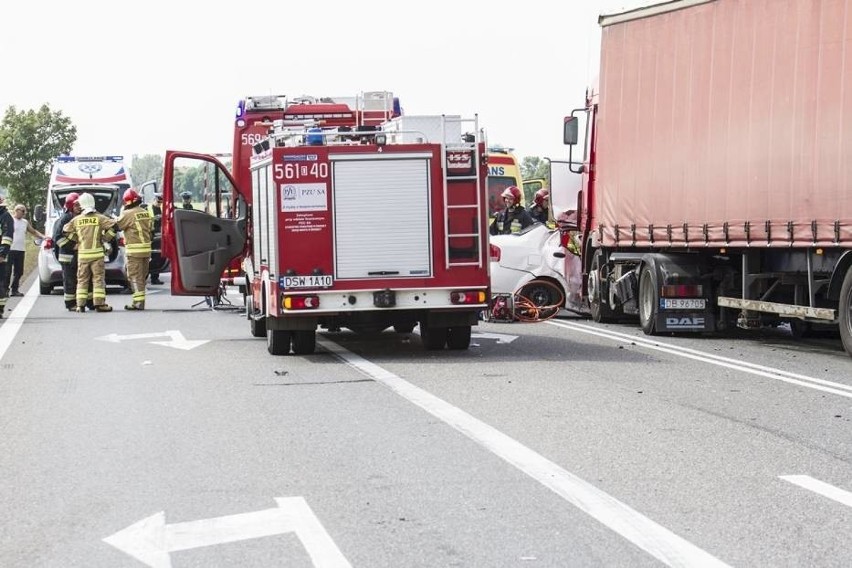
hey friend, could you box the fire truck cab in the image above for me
[160,92,491,356]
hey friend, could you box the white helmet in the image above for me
[78,193,96,214]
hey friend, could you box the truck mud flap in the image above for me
[655,312,715,332]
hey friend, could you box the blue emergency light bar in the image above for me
[56,155,124,162]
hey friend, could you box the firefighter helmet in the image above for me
[501,185,522,204]
[123,188,141,205]
[78,192,96,214]
[180,191,192,200]
[63,192,81,211]
[534,188,550,206]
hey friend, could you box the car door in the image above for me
[161,151,248,295]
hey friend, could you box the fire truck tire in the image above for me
[638,263,659,335]
[267,330,292,355]
[589,250,618,323]
[446,326,472,350]
[421,325,448,350]
[839,268,852,356]
[292,330,317,355]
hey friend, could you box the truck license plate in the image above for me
[281,275,333,289]
[661,298,706,310]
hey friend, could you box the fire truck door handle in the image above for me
[368,270,400,276]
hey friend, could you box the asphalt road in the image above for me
[1,276,851,567]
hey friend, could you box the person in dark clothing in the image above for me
[527,188,550,224]
[180,191,194,210]
[148,193,164,285]
[53,192,82,310]
[0,197,15,318]
[489,185,534,235]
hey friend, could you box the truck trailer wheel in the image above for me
[446,326,472,350]
[267,330,292,355]
[292,330,316,355]
[839,268,852,356]
[589,250,618,323]
[638,263,659,335]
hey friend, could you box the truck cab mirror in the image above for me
[564,116,579,145]
[33,204,45,225]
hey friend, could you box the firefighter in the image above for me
[63,192,117,312]
[0,197,14,318]
[528,188,550,224]
[116,188,153,310]
[489,185,533,235]
[53,192,82,310]
[180,191,194,210]
[148,193,164,285]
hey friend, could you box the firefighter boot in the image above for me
[95,304,113,313]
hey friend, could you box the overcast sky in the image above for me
[1,0,650,166]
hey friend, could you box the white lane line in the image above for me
[547,320,852,399]
[318,337,731,568]
[780,475,852,508]
[0,280,39,361]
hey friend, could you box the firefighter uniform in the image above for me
[0,200,14,318]
[116,199,153,310]
[63,193,117,312]
[54,207,80,310]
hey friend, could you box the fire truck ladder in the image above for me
[442,114,483,269]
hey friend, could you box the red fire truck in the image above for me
[160,92,490,355]
[559,0,852,356]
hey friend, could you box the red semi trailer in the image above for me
[561,0,852,355]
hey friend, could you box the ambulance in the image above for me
[484,148,523,216]
[34,155,130,294]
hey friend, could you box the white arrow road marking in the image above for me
[780,475,852,508]
[103,497,350,568]
[96,330,209,350]
[471,331,518,344]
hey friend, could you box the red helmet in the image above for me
[534,188,550,206]
[123,188,141,205]
[501,185,522,204]
[63,192,80,211]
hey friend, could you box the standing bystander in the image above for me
[6,204,45,296]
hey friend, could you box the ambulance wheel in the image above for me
[638,262,659,335]
[40,280,52,295]
[589,250,618,323]
[292,330,316,355]
[267,330,292,355]
[839,268,852,356]
[421,325,447,350]
[446,326,472,350]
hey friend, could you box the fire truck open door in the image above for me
[161,151,247,296]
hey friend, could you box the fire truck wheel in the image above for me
[446,326,472,350]
[267,330,292,355]
[421,325,448,350]
[638,263,659,335]
[292,330,317,355]
[839,268,852,355]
